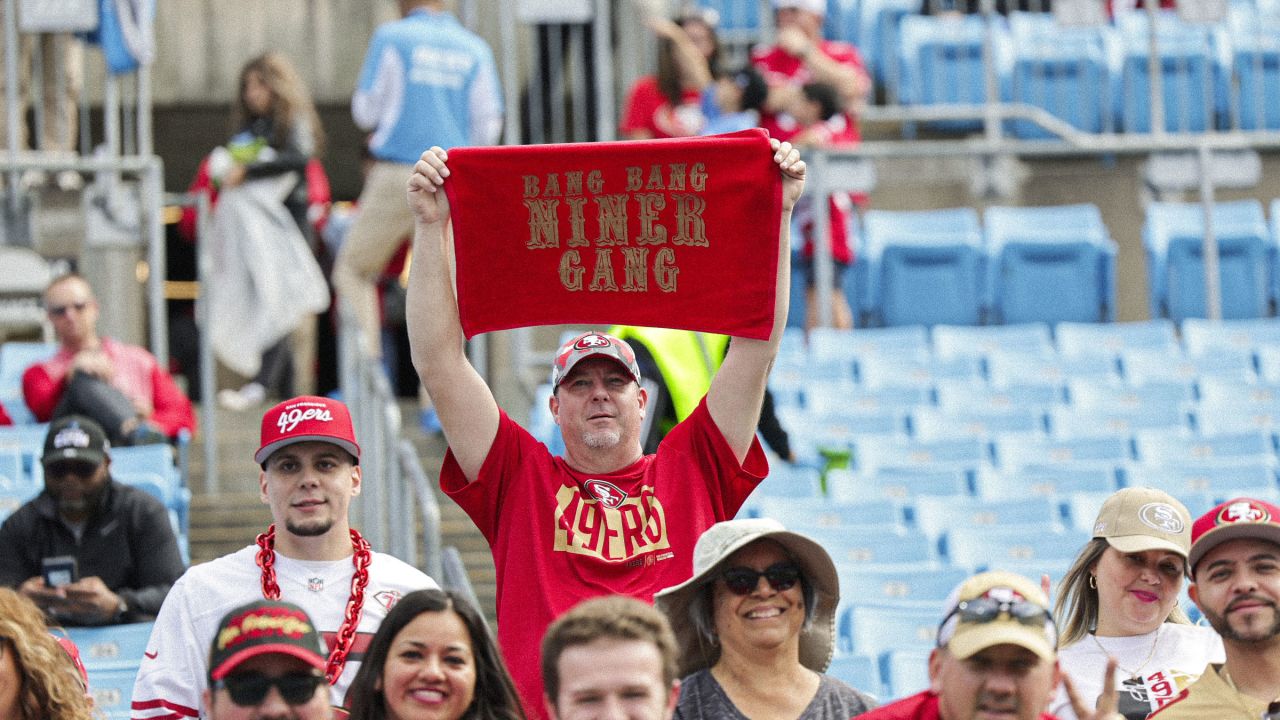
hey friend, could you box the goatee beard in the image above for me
[286,518,335,538]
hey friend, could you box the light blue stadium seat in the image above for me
[1122,347,1256,386]
[825,0,863,47]
[859,0,923,86]
[986,350,1120,385]
[744,496,907,531]
[806,382,933,414]
[984,205,1117,323]
[1181,317,1280,355]
[829,466,972,503]
[943,526,1090,572]
[1063,490,1118,531]
[883,649,934,700]
[1066,378,1195,411]
[1049,403,1190,438]
[977,462,1119,499]
[784,410,910,466]
[826,653,884,699]
[1259,346,1280,385]
[1225,5,1280,130]
[914,494,1063,540]
[85,667,138,719]
[803,526,940,567]
[994,434,1132,469]
[65,622,154,671]
[851,436,990,474]
[1133,427,1275,464]
[1197,377,1280,406]
[857,353,984,388]
[1126,458,1277,498]
[810,325,931,361]
[1115,10,1221,133]
[911,406,1046,441]
[1006,12,1118,138]
[896,14,1013,133]
[0,341,55,425]
[696,0,762,33]
[1055,320,1179,356]
[1144,200,1273,320]
[751,463,824,499]
[840,602,941,658]
[773,357,855,402]
[932,323,1055,358]
[838,566,970,604]
[984,556,1074,591]
[1194,398,1280,435]
[934,379,1065,412]
[0,485,38,521]
[861,208,986,326]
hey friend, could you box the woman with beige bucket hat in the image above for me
[1050,487,1224,720]
[654,518,877,719]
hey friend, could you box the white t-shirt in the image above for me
[130,545,437,718]
[1051,623,1225,720]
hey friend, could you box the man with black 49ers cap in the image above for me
[132,396,437,720]
[1150,496,1280,719]
[405,140,807,716]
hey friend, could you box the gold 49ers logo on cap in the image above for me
[1218,500,1270,526]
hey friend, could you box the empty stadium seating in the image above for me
[860,208,986,326]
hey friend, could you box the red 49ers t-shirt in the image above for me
[440,398,765,719]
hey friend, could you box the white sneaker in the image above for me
[217,382,266,411]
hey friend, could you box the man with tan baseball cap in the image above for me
[858,570,1124,720]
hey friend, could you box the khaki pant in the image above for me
[0,27,83,153]
[331,160,416,359]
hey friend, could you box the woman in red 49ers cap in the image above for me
[131,395,438,719]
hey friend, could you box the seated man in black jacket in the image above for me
[0,415,184,625]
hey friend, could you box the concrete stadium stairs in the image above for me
[186,401,498,621]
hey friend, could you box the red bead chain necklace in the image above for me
[255,525,371,685]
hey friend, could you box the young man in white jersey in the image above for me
[131,396,436,719]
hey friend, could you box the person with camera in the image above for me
[0,415,184,625]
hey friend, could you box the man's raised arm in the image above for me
[706,139,805,462]
[406,146,500,482]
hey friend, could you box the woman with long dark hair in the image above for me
[346,588,525,720]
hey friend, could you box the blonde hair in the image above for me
[233,51,326,156]
[1054,538,1190,646]
[0,589,96,720]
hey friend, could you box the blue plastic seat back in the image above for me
[1049,403,1190,438]
[750,463,824,500]
[826,653,884,698]
[857,353,983,388]
[1126,458,1277,498]
[986,350,1120,386]
[1195,398,1280,435]
[932,323,1055,358]
[911,406,1046,441]
[841,602,941,657]
[985,205,1117,323]
[1181,318,1280,355]
[805,526,939,567]
[65,622,154,671]
[994,434,1132,469]
[979,462,1119,500]
[1115,10,1219,133]
[829,466,972,503]
[851,437,989,474]
[0,341,56,425]
[839,565,970,604]
[914,494,1063,539]
[1133,428,1275,464]
[1227,5,1280,130]
[746,496,907,532]
[810,325,930,361]
[862,209,985,327]
[1122,348,1255,385]
[935,379,1065,412]
[884,649,934,700]
[1055,320,1179,356]
[1144,200,1271,320]
[943,526,1091,571]
[1007,14,1115,137]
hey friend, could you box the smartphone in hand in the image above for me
[42,556,78,588]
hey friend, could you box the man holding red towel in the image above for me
[405,137,805,717]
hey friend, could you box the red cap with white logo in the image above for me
[256,395,360,465]
[1188,497,1280,573]
[551,331,642,390]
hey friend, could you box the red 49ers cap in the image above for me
[256,395,360,465]
[1188,497,1280,574]
[551,331,642,390]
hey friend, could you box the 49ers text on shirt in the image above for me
[522,163,709,294]
[553,481,674,565]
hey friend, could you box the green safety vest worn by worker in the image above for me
[608,326,730,423]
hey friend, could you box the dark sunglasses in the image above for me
[720,563,802,595]
[214,672,325,706]
[937,596,1056,649]
[47,301,90,317]
[45,461,98,478]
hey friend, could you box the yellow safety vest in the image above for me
[609,326,730,422]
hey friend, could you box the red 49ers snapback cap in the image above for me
[551,331,642,390]
[1188,497,1280,573]
[256,395,360,465]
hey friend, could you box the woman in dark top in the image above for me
[655,518,877,719]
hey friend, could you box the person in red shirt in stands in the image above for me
[23,273,194,445]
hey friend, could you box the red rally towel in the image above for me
[442,129,783,340]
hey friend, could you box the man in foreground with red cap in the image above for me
[405,140,805,716]
[132,396,436,719]
[1150,497,1280,719]
[204,600,333,720]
